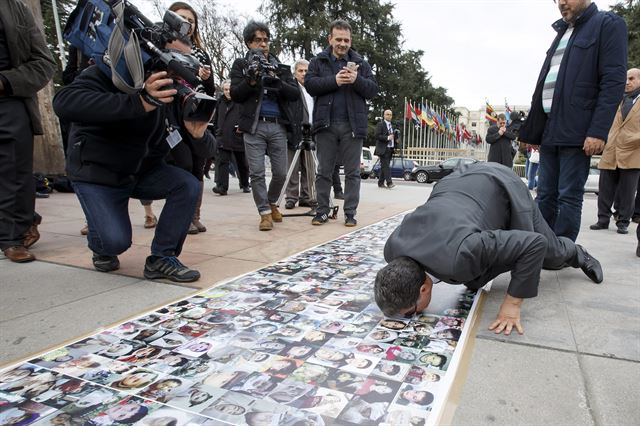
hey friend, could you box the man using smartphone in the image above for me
[305,19,379,227]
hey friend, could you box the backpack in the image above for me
[63,0,148,93]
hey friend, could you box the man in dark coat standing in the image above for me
[519,0,627,242]
[305,19,378,227]
[375,162,603,335]
[213,79,250,196]
[0,0,56,262]
[374,109,398,189]
[486,113,516,168]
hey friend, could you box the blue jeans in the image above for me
[72,162,200,257]
[243,121,288,215]
[527,162,539,190]
[537,146,590,241]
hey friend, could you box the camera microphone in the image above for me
[166,59,199,87]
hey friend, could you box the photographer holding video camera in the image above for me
[230,21,299,231]
[53,2,215,282]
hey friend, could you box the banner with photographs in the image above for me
[0,215,479,426]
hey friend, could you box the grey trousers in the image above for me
[286,148,315,204]
[463,199,578,298]
[315,122,362,216]
[244,121,288,215]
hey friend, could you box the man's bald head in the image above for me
[625,68,640,94]
[383,110,392,121]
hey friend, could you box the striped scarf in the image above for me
[542,26,574,114]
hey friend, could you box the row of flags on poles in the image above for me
[404,99,483,145]
[486,99,513,123]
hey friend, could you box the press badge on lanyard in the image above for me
[166,119,182,148]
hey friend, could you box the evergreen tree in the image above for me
[610,0,639,68]
[260,0,454,137]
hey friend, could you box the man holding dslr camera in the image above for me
[230,21,299,231]
[53,29,212,282]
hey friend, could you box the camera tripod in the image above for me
[276,135,339,219]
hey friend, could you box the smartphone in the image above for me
[346,61,358,71]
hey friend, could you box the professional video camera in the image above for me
[507,110,526,137]
[64,0,216,121]
[244,48,291,90]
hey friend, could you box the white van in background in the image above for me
[361,147,375,179]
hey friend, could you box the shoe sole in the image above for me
[8,256,36,263]
[345,223,357,227]
[144,270,200,283]
[312,221,326,226]
[94,264,120,273]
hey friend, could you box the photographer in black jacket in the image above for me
[230,21,299,231]
[53,39,212,283]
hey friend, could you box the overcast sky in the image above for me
[142,0,622,109]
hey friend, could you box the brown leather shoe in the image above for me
[144,214,158,229]
[3,246,36,263]
[259,213,273,231]
[23,215,42,249]
[270,204,283,223]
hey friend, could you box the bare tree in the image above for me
[192,0,247,87]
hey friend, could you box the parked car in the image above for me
[584,167,600,194]
[410,157,479,183]
[371,157,420,180]
[360,147,375,179]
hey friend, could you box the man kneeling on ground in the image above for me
[53,39,213,283]
[374,162,603,335]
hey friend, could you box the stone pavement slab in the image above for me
[0,261,194,365]
[580,354,640,426]
[452,339,594,426]
[475,272,577,352]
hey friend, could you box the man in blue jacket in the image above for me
[305,20,378,227]
[519,0,627,242]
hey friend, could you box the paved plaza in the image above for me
[1,177,639,425]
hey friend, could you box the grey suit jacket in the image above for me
[0,0,56,135]
[384,162,547,298]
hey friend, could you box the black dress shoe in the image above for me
[334,192,344,200]
[616,223,628,234]
[589,222,608,230]
[242,186,251,193]
[575,245,603,284]
[298,200,315,208]
[285,200,295,210]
